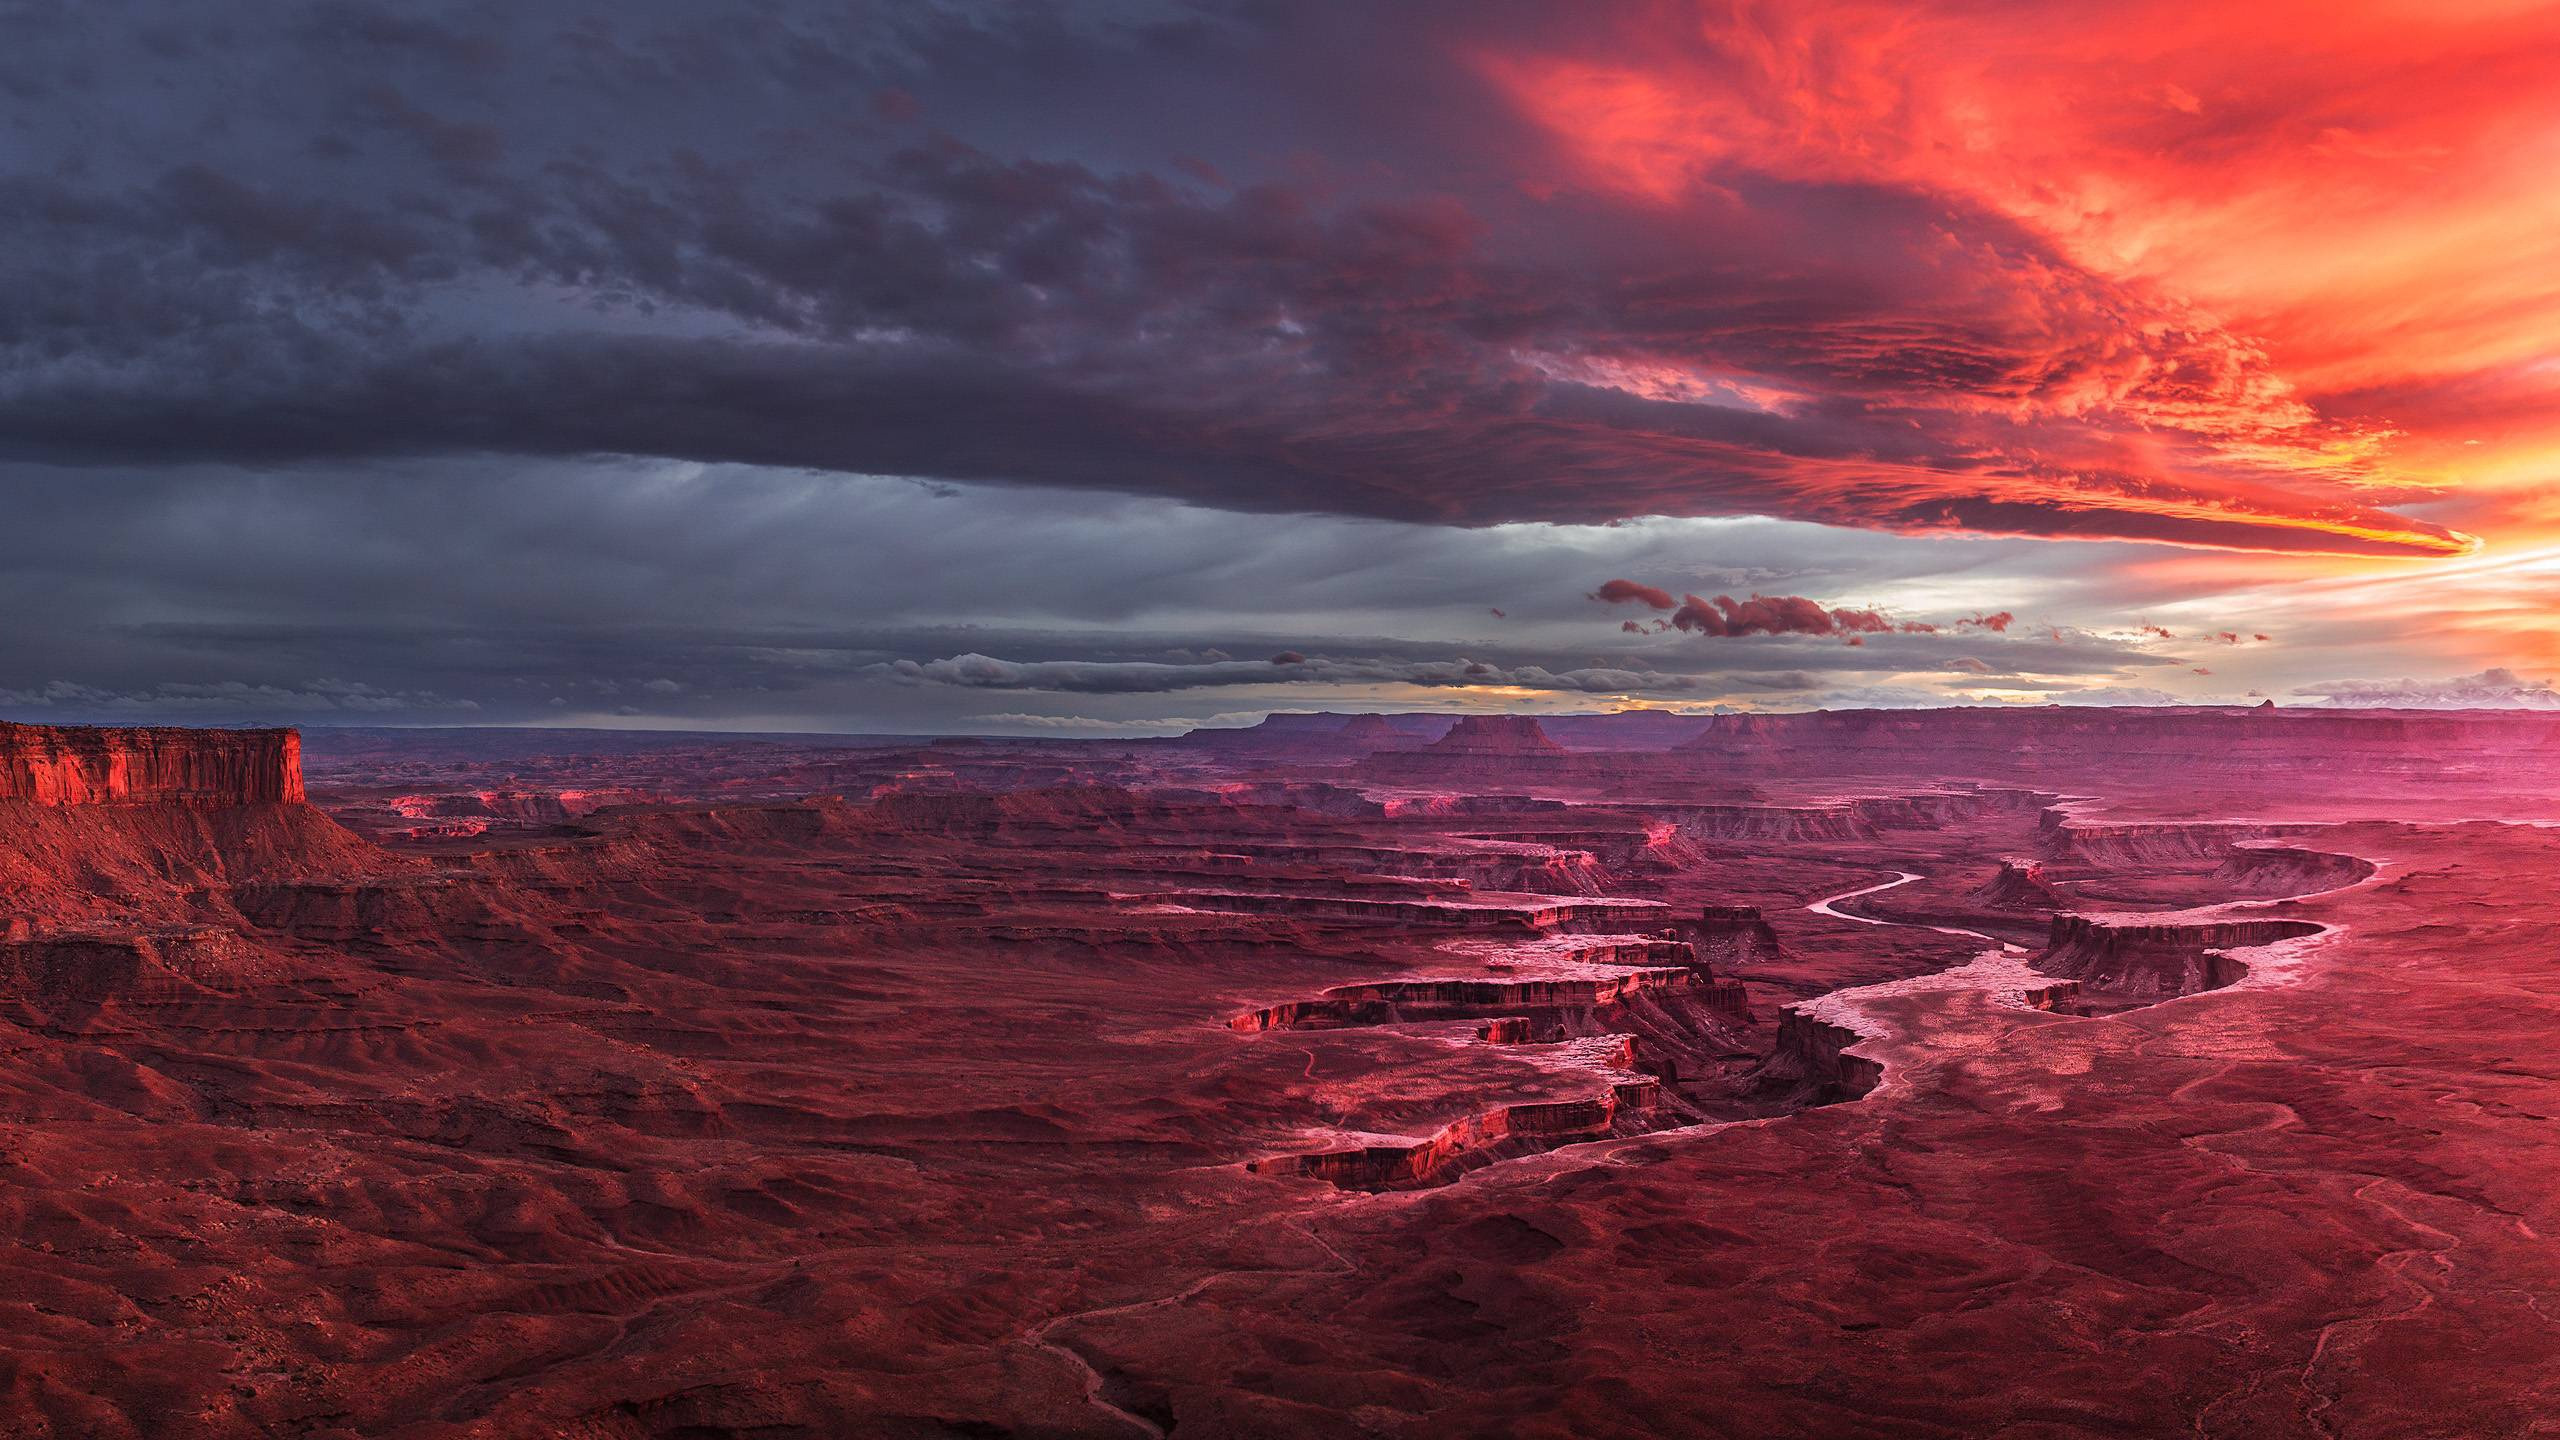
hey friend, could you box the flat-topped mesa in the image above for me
[1426,715,1567,755]
[2033,913,2326,998]
[1183,710,1732,753]
[1335,713,1423,748]
[2044,819,2293,866]
[0,723,304,806]
[2211,844,2376,897]
[0,732,382,931]
[1178,710,1444,753]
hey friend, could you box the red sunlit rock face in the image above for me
[0,720,303,804]
[5,712,2560,1436]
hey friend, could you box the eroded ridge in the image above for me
[1245,1071,1669,1191]
[1229,913,1766,1189]
[1224,783,2183,1193]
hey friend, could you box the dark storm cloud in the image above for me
[0,0,2466,555]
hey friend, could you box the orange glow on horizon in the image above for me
[1478,2,2560,583]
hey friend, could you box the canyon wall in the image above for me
[1764,1008,1883,1102]
[0,722,304,806]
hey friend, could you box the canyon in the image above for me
[0,707,2556,1436]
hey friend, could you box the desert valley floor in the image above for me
[3,707,2559,1438]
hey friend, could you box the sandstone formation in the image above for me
[1761,1007,1883,1102]
[1422,714,1567,755]
[2033,913,2326,998]
[1248,1078,1664,1190]
[0,720,303,805]
[1333,713,1415,747]
[1972,857,2064,909]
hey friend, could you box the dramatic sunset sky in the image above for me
[6,1,2559,731]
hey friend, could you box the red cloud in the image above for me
[1592,579,1678,610]
[1673,593,1833,637]
[1673,593,1907,640]
[1599,578,2020,644]
[1460,8,2524,559]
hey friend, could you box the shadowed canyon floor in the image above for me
[2,710,2558,1437]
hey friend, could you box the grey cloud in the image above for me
[2293,669,2560,709]
[0,462,2164,729]
[0,678,480,716]
[893,652,1913,699]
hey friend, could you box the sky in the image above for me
[6,0,2560,733]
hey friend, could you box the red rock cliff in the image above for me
[0,723,305,806]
